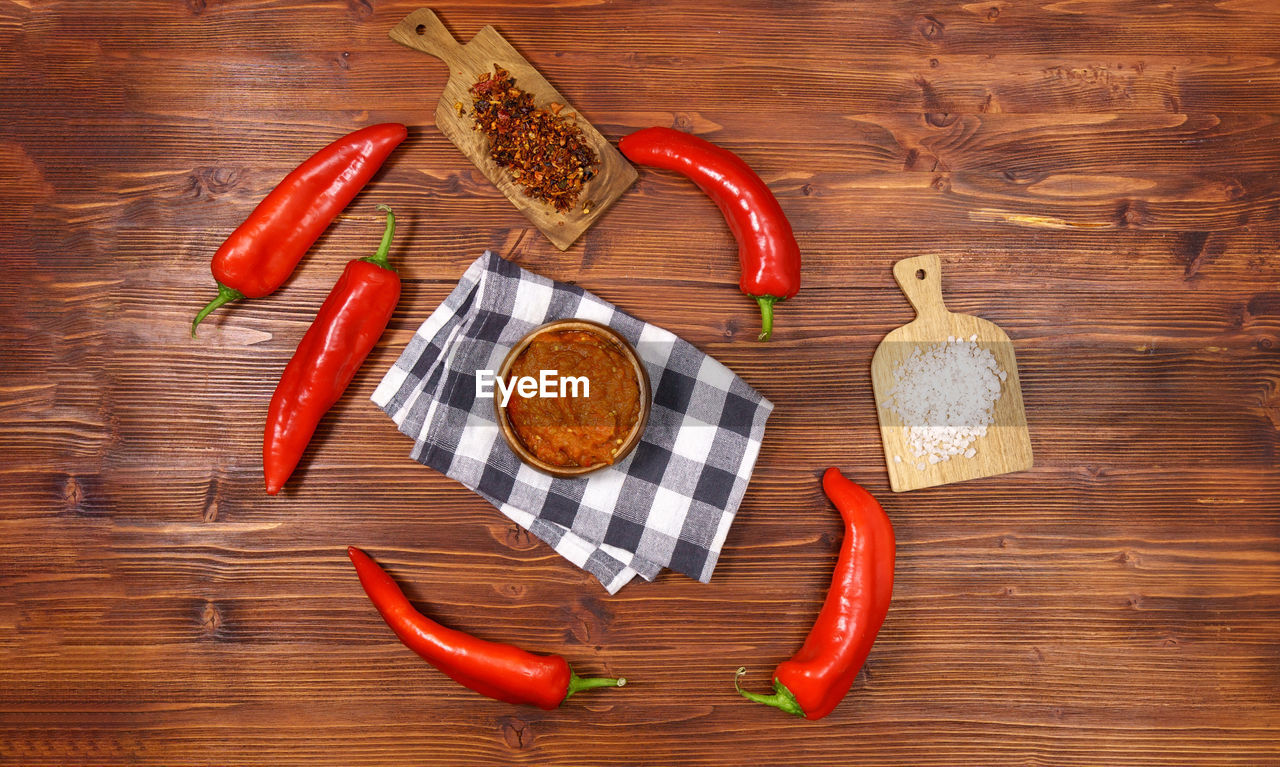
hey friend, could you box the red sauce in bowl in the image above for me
[505,329,642,469]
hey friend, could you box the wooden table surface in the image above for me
[2,1,1278,764]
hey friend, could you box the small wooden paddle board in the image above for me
[389,8,636,251]
[871,254,1032,492]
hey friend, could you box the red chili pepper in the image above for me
[347,546,626,709]
[618,126,802,341]
[735,468,894,720]
[192,123,407,336]
[263,206,402,495]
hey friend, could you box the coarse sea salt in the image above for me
[882,336,1006,468]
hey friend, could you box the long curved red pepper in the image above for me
[192,123,407,336]
[263,206,402,495]
[347,546,625,708]
[618,126,801,341]
[736,468,894,720]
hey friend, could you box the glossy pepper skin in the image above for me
[618,126,801,341]
[736,468,895,720]
[262,206,402,495]
[347,546,625,709]
[192,123,407,336]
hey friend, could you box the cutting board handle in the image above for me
[893,254,948,319]
[388,8,463,66]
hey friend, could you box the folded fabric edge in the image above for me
[370,252,496,414]
[603,568,637,594]
[694,400,773,583]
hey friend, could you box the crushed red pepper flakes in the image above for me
[468,65,599,213]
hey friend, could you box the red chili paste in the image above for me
[506,329,641,468]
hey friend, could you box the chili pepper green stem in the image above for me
[734,667,804,717]
[564,669,626,701]
[192,283,245,337]
[360,205,397,271]
[755,296,778,342]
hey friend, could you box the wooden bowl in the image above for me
[495,319,651,478]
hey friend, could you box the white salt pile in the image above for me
[883,334,1007,470]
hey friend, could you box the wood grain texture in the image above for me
[388,7,637,250]
[1,0,1278,765]
[873,254,1033,491]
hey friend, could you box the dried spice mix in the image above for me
[468,66,599,212]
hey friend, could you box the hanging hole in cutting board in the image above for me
[416,24,426,34]
[916,269,926,280]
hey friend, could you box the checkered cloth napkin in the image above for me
[371,251,773,593]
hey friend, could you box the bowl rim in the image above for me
[494,319,652,479]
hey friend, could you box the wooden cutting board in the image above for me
[389,8,637,251]
[871,254,1033,492]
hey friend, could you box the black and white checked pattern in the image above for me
[371,252,773,593]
